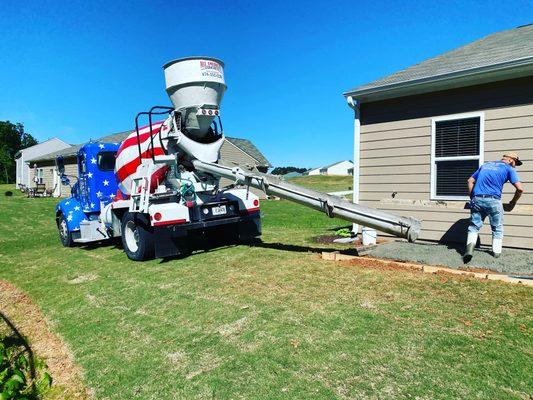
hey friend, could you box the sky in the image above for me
[1,0,532,168]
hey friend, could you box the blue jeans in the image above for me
[468,197,504,239]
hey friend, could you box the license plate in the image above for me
[211,205,227,216]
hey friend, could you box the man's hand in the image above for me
[503,202,516,212]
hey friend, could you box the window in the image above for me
[431,113,484,200]
[97,151,116,171]
[36,168,44,184]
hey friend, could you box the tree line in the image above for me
[0,121,38,184]
[270,166,308,175]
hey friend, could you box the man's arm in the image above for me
[467,177,476,198]
[510,181,524,205]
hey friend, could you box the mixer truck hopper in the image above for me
[54,57,421,261]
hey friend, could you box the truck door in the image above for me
[77,152,91,211]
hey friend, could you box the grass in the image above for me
[288,175,352,193]
[0,183,532,399]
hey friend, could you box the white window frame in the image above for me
[36,168,44,185]
[430,111,484,201]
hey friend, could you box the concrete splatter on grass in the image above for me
[68,274,98,284]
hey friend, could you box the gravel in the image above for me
[369,240,533,276]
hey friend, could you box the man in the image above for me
[464,152,524,262]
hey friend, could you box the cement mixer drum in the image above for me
[164,57,226,111]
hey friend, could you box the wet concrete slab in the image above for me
[369,241,533,276]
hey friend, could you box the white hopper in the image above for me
[163,57,226,140]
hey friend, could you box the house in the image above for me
[29,130,271,198]
[14,138,70,191]
[344,24,533,249]
[308,160,354,176]
[320,160,354,176]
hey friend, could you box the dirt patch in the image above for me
[0,280,92,399]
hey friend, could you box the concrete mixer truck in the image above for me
[55,57,421,261]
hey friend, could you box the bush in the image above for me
[0,335,52,399]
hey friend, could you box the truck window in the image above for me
[79,153,86,174]
[98,151,116,171]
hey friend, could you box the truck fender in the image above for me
[55,198,87,232]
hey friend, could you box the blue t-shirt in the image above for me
[471,161,520,198]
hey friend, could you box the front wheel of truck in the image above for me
[57,213,74,247]
[121,212,155,261]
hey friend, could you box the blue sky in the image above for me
[1,0,531,168]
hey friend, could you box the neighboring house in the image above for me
[308,160,354,176]
[344,24,533,249]
[14,138,70,191]
[319,160,354,176]
[30,130,271,198]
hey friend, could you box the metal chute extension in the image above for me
[192,160,422,242]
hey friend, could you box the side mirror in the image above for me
[61,175,70,186]
[55,156,65,175]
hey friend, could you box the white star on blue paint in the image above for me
[96,191,103,198]
[99,143,105,149]
[74,206,80,211]
[87,172,93,178]
[90,203,95,208]
[91,157,97,164]
[65,201,70,205]
[103,179,109,186]
[67,215,73,221]
[109,193,116,199]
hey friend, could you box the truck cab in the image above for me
[55,142,120,246]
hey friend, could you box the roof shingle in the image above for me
[345,24,533,97]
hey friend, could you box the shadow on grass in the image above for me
[0,311,37,397]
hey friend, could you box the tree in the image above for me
[271,166,308,175]
[0,121,38,184]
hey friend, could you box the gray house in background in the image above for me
[30,131,271,198]
[14,138,71,191]
[345,24,533,249]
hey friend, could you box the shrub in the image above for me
[0,335,52,399]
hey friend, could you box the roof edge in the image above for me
[343,56,533,103]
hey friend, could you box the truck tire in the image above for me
[121,212,155,261]
[57,213,74,247]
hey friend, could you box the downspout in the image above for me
[347,96,377,244]
[346,96,361,236]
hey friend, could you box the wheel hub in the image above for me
[125,221,139,253]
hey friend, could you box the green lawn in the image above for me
[288,175,352,193]
[0,184,531,399]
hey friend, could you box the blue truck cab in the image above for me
[55,142,120,246]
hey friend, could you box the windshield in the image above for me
[97,151,116,171]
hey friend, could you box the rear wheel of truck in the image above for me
[121,212,155,261]
[57,213,74,247]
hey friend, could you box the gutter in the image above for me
[343,56,533,102]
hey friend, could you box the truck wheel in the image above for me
[121,212,155,261]
[57,213,74,247]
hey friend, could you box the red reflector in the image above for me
[186,201,194,208]
[154,212,162,221]
[253,199,259,207]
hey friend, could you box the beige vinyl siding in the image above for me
[219,140,266,198]
[33,158,77,197]
[358,76,533,249]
